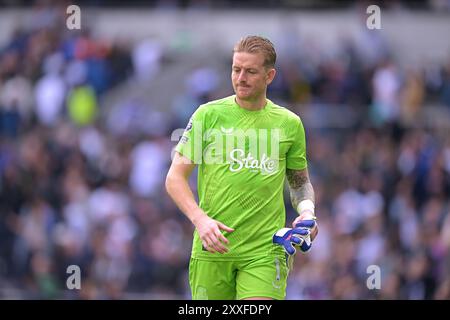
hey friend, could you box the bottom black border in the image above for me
[0,300,447,319]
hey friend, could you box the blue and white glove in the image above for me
[273,219,317,255]
[273,227,309,256]
[294,219,317,253]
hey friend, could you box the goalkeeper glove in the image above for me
[294,219,317,253]
[273,227,310,255]
[273,219,317,255]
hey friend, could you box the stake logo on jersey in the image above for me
[229,149,277,175]
[202,127,280,175]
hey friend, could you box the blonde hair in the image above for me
[233,35,276,69]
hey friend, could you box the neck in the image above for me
[235,95,267,111]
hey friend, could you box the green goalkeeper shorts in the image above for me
[189,255,290,300]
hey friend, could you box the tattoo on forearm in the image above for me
[286,169,315,211]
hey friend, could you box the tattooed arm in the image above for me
[286,168,315,213]
[286,168,318,240]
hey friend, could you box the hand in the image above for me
[192,213,234,254]
[292,211,318,241]
[272,227,311,255]
[293,219,317,253]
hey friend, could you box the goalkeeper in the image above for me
[166,36,318,300]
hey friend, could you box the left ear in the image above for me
[266,68,276,85]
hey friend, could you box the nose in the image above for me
[237,70,246,82]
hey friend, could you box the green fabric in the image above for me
[189,254,290,300]
[176,95,307,260]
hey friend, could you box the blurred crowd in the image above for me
[4,0,450,10]
[1,3,450,299]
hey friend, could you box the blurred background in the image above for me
[0,0,450,299]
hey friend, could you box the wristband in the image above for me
[297,199,315,216]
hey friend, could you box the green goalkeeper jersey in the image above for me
[175,95,308,260]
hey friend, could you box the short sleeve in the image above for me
[286,117,308,170]
[175,106,205,164]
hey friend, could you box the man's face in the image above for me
[231,51,275,102]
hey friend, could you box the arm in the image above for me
[286,168,318,240]
[165,152,234,254]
